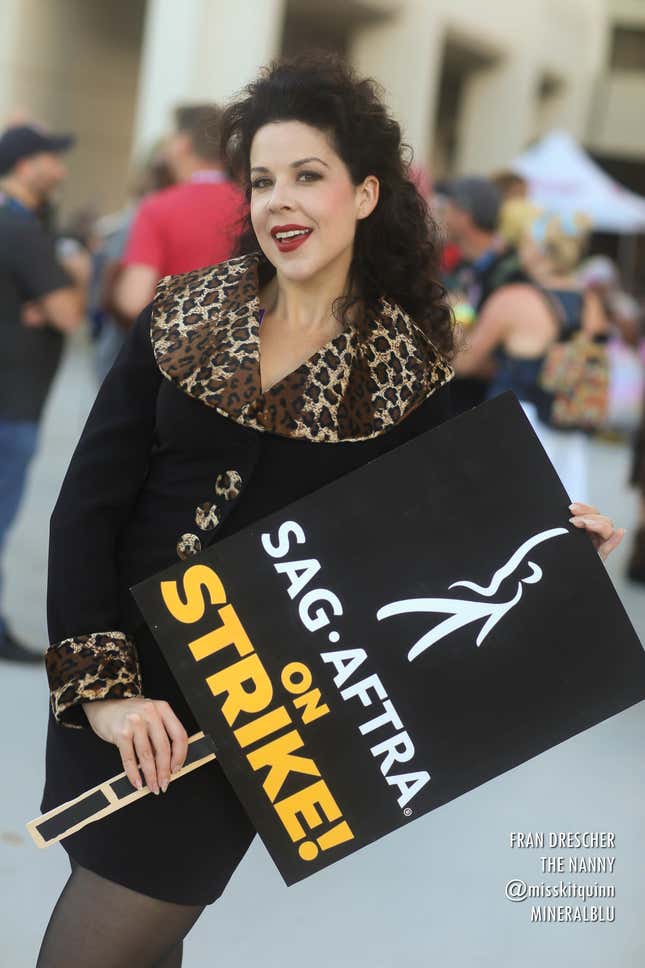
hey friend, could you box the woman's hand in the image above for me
[568,502,625,561]
[82,696,189,794]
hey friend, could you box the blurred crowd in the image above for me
[432,172,643,495]
[1,106,644,664]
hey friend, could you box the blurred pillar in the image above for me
[131,0,286,160]
[0,0,22,123]
[350,0,442,172]
[456,54,539,174]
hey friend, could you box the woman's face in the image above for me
[249,120,378,285]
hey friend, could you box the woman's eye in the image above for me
[251,171,321,191]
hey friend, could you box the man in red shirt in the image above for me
[115,104,245,320]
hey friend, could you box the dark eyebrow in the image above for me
[292,157,329,168]
[250,156,330,174]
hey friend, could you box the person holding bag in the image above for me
[454,208,607,501]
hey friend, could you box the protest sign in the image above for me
[129,392,643,884]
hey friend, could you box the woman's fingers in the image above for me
[568,503,626,561]
[129,712,160,794]
[569,502,598,515]
[88,697,185,795]
[158,701,189,775]
[597,528,626,561]
[109,699,187,795]
[115,722,143,791]
[144,705,173,793]
[569,513,614,542]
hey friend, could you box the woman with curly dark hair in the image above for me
[36,52,622,967]
[222,53,454,359]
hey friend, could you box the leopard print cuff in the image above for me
[45,631,143,729]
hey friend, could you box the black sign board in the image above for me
[132,393,645,886]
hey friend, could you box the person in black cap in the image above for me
[440,176,527,413]
[0,123,87,662]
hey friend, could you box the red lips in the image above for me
[270,224,313,253]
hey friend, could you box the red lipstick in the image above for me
[270,223,313,252]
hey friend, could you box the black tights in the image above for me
[36,857,206,968]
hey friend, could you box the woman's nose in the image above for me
[267,180,294,212]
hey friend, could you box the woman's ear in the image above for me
[356,175,379,220]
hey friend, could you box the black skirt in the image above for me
[40,624,256,906]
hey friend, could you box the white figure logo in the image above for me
[376,528,568,662]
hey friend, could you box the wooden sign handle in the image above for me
[26,731,217,849]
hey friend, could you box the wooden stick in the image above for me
[26,731,216,849]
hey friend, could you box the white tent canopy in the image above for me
[511,130,645,234]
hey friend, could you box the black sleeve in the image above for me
[45,303,162,729]
[10,218,71,300]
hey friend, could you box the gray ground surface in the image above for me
[2,331,644,967]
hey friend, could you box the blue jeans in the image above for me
[0,418,40,636]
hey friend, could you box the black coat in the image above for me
[40,252,454,904]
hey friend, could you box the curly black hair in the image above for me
[219,51,453,358]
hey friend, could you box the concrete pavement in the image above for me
[2,331,644,967]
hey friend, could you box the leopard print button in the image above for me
[177,533,202,559]
[215,470,242,501]
[195,502,220,531]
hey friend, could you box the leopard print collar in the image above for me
[151,251,454,443]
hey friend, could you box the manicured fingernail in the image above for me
[569,502,582,510]
[135,778,142,790]
[161,780,168,793]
